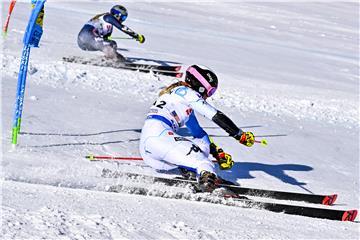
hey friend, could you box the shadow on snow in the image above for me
[17,128,310,191]
[220,162,314,193]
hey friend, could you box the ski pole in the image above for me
[109,36,133,40]
[86,155,143,161]
[86,155,218,163]
[254,138,268,146]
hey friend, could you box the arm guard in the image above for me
[104,14,138,38]
[119,25,138,38]
[212,111,243,140]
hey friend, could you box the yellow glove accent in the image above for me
[137,34,145,44]
[239,132,255,147]
[217,151,234,170]
[209,138,234,170]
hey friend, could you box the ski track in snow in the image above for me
[1,53,358,128]
[2,180,358,240]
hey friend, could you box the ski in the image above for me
[101,169,338,205]
[104,172,357,222]
[229,194,357,222]
[219,182,338,206]
[124,62,181,72]
[62,56,183,78]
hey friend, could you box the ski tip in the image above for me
[175,66,182,71]
[322,194,337,205]
[342,210,357,222]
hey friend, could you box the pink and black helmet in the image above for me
[185,65,218,98]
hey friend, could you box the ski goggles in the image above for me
[114,13,127,22]
[187,66,217,97]
[120,14,127,22]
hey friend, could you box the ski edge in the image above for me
[101,169,338,206]
[105,180,357,222]
[62,56,183,78]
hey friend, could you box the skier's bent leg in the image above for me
[142,155,178,171]
[164,144,215,175]
[142,135,215,175]
[102,40,126,62]
[77,25,100,51]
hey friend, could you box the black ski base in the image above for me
[124,62,181,72]
[102,169,337,205]
[254,201,357,222]
[102,170,358,221]
[218,182,337,206]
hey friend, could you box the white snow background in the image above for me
[1,1,359,239]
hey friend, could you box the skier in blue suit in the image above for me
[77,5,145,62]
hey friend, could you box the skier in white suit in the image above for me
[139,65,255,192]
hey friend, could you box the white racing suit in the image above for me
[139,86,218,176]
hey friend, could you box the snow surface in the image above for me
[1,1,359,239]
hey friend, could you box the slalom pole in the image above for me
[12,45,31,145]
[2,0,17,37]
[11,0,46,146]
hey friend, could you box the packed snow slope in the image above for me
[1,1,359,239]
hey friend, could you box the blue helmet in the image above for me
[110,5,128,22]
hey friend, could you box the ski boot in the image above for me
[179,167,196,181]
[103,46,126,63]
[198,171,217,192]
